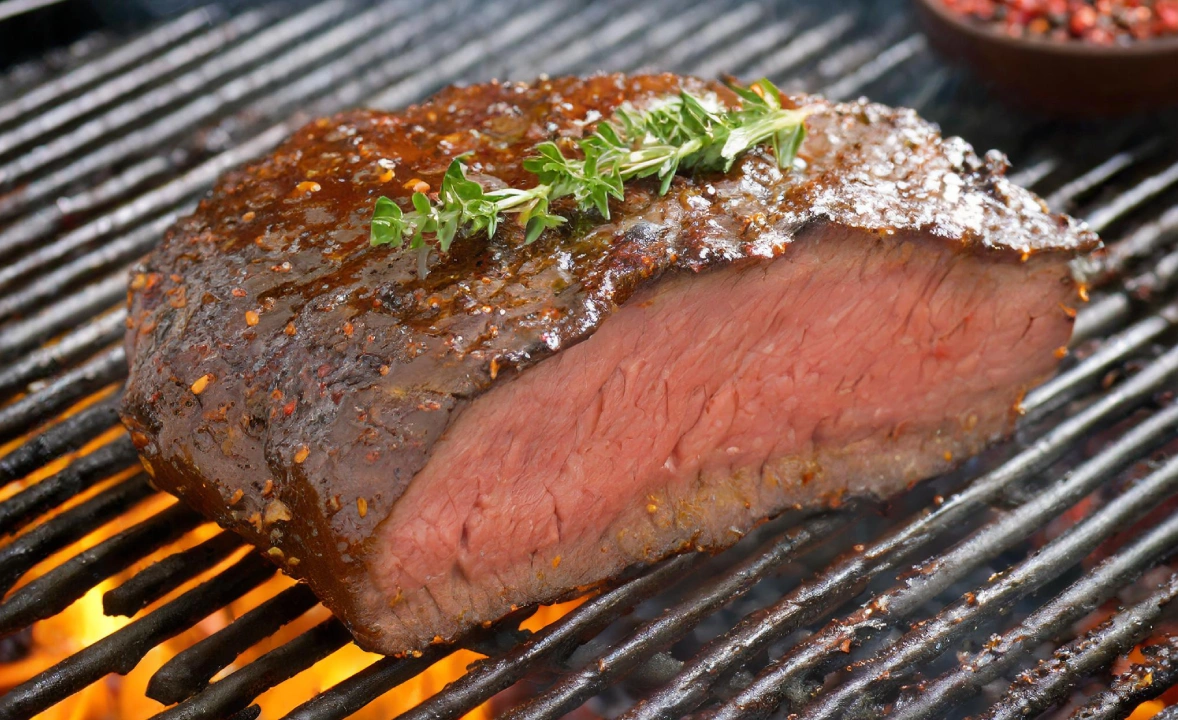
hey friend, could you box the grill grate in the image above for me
[0,0,1177,718]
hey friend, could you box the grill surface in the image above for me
[1,1,1177,719]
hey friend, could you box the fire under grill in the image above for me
[0,0,1177,718]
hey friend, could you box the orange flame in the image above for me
[0,392,585,719]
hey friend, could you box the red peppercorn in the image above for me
[1070,5,1097,33]
[941,0,1178,41]
[1159,0,1178,30]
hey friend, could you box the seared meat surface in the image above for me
[121,74,1096,654]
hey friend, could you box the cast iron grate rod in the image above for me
[0,396,121,487]
[891,527,1178,720]
[0,502,202,635]
[1023,299,1178,423]
[0,5,275,160]
[981,573,1178,720]
[1064,634,1178,720]
[0,345,125,445]
[1086,160,1178,235]
[0,309,125,405]
[1075,230,1178,343]
[0,553,278,720]
[1044,141,1166,212]
[607,2,762,75]
[0,0,361,190]
[0,474,154,594]
[722,427,1178,719]
[148,584,320,704]
[0,274,128,364]
[0,121,290,299]
[0,0,473,250]
[0,211,182,324]
[103,530,246,618]
[0,432,138,535]
[0,7,218,128]
[155,618,354,720]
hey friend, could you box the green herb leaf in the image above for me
[370,196,404,248]
[369,78,812,275]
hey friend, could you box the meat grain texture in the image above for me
[121,74,1097,654]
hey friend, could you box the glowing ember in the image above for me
[0,391,586,719]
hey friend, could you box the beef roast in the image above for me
[121,74,1097,654]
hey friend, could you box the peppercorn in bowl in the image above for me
[914,0,1178,114]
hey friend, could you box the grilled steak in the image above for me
[121,74,1097,654]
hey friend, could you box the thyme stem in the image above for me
[369,78,811,267]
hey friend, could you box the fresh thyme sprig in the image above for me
[369,78,811,264]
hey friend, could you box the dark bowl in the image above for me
[913,0,1178,116]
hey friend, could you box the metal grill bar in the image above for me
[807,16,910,89]
[1044,142,1163,211]
[0,122,289,297]
[0,155,175,262]
[890,523,1178,720]
[0,23,120,101]
[281,651,448,720]
[371,0,601,110]
[732,439,1178,720]
[1098,204,1178,287]
[607,2,752,73]
[0,474,151,593]
[680,8,808,81]
[0,0,355,188]
[229,706,261,720]
[0,6,273,159]
[1067,636,1178,720]
[981,575,1178,720]
[749,12,859,81]
[0,397,120,487]
[103,530,245,618]
[0,347,124,444]
[1086,160,1178,234]
[0,7,216,127]
[0,553,276,720]
[0,433,137,535]
[157,619,354,720]
[0,0,458,229]
[0,502,201,635]
[0,211,180,323]
[823,34,927,101]
[148,585,320,704]
[0,310,124,404]
[539,2,687,73]
[0,278,127,364]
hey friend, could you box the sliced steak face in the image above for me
[121,74,1097,654]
